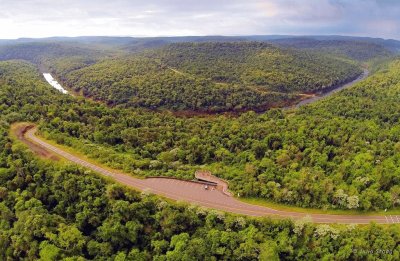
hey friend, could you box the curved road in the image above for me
[22,127,400,224]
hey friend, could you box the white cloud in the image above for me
[0,0,398,39]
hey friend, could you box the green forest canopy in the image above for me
[1,57,400,212]
[40,58,400,211]
[1,124,398,260]
[48,42,363,112]
[0,54,400,259]
[270,38,393,61]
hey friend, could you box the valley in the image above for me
[43,73,68,94]
[1,35,400,260]
[48,42,363,112]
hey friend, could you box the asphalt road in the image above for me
[24,127,400,224]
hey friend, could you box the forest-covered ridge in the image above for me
[35,58,400,212]
[271,38,392,61]
[0,36,397,112]
[47,41,364,112]
[1,59,400,260]
[1,57,400,212]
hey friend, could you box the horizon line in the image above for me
[1,34,398,41]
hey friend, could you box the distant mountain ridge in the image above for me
[1,35,399,52]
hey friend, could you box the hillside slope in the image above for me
[2,57,398,211]
[50,42,362,112]
[271,38,393,61]
[36,58,400,211]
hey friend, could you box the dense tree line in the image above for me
[3,59,400,211]
[156,42,362,91]
[21,58,400,211]
[271,38,393,61]
[48,42,362,112]
[2,60,400,259]
[50,55,293,112]
[0,42,107,66]
[1,127,399,260]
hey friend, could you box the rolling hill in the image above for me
[270,38,393,61]
[49,42,363,112]
[1,42,400,259]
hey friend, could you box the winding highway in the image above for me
[20,126,400,224]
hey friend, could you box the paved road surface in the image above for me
[23,127,400,224]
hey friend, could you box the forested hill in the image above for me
[0,42,112,68]
[49,42,362,112]
[270,38,393,61]
[1,59,400,260]
[2,55,400,212]
[34,58,400,212]
[155,42,360,88]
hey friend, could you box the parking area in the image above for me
[18,125,400,224]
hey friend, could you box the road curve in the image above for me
[22,127,400,224]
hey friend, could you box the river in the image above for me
[43,73,68,94]
[286,69,369,109]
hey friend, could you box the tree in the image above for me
[346,195,359,209]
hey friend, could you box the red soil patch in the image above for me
[13,124,60,161]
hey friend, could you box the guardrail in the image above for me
[195,170,232,196]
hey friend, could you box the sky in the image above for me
[0,0,399,39]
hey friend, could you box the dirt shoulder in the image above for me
[10,123,60,161]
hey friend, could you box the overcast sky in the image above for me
[0,0,399,39]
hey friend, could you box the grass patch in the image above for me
[240,197,400,215]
